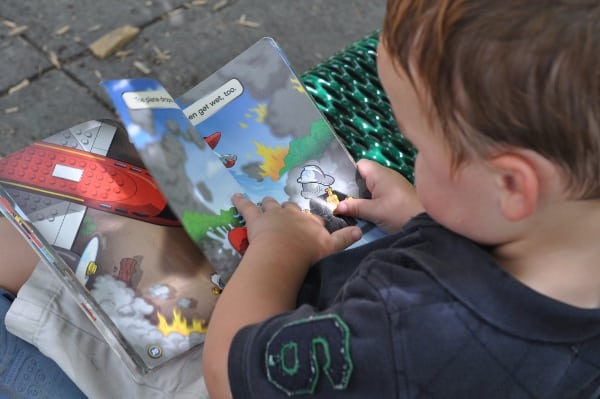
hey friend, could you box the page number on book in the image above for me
[147,344,163,359]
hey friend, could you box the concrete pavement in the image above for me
[0,0,386,157]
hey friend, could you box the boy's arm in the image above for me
[336,159,424,233]
[203,195,361,399]
[0,216,39,295]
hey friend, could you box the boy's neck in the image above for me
[493,199,600,309]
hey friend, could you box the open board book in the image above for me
[0,37,385,374]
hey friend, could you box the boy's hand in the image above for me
[335,159,424,233]
[233,194,362,265]
[204,195,362,399]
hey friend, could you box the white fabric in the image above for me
[5,262,210,399]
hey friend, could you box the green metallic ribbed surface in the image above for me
[300,31,415,181]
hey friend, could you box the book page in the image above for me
[102,80,246,281]
[177,38,386,247]
[0,120,221,373]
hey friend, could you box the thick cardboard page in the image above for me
[0,120,220,373]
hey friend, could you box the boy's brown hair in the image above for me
[383,0,600,198]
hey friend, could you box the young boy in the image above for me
[2,0,600,398]
[202,0,600,397]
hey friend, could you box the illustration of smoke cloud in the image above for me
[143,132,214,214]
[264,79,323,139]
[148,283,173,300]
[91,275,205,359]
[217,45,322,139]
[130,108,156,137]
[178,297,196,309]
[241,161,266,182]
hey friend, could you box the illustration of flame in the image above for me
[156,308,208,337]
[249,103,268,123]
[254,141,289,181]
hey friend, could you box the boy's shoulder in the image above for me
[354,214,600,341]
[230,214,600,397]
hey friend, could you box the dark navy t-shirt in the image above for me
[228,214,600,398]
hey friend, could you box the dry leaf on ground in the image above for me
[89,25,140,59]
[238,15,260,28]
[133,60,152,75]
[8,79,30,95]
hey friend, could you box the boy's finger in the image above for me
[336,198,386,228]
[330,226,362,252]
[356,158,382,180]
[335,198,368,219]
[281,201,302,211]
[232,193,261,221]
[259,197,281,211]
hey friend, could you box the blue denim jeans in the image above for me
[0,289,86,399]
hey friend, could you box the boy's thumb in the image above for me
[330,226,363,252]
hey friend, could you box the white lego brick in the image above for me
[53,164,84,182]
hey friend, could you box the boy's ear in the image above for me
[488,153,539,221]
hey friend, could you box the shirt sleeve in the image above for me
[227,271,398,398]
